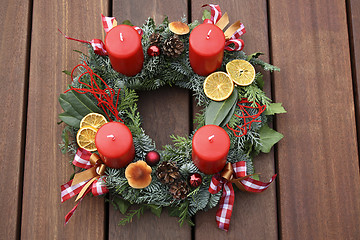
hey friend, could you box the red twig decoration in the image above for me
[65,62,123,122]
[226,98,266,137]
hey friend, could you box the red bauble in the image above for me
[188,173,202,188]
[145,151,161,166]
[147,45,161,57]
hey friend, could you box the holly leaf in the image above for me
[202,9,211,21]
[205,90,238,126]
[147,204,162,217]
[113,197,131,215]
[58,112,81,128]
[246,52,264,61]
[265,103,287,115]
[259,124,284,153]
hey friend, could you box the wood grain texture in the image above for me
[192,1,278,239]
[269,0,360,239]
[109,1,191,239]
[0,1,31,239]
[21,1,108,239]
[348,0,360,148]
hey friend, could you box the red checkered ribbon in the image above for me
[61,148,109,224]
[209,161,277,231]
[101,14,117,33]
[59,14,142,56]
[202,4,222,24]
[58,29,107,56]
[202,4,246,51]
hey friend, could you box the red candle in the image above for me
[95,122,135,169]
[192,125,230,174]
[189,24,225,76]
[105,25,144,76]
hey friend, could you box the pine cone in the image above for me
[162,36,184,58]
[149,33,162,46]
[169,180,190,200]
[156,161,181,184]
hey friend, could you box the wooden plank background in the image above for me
[1,0,360,239]
[269,0,360,239]
[21,1,108,239]
[0,0,31,239]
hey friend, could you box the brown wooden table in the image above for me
[1,0,360,239]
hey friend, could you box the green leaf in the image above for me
[147,204,162,217]
[59,94,84,120]
[113,197,131,214]
[259,124,284,153]
[255,73,264,90]
[61,126,70,152]
[219,99,237,127]
[58,112,81,128]
[122,20,134,26]
[202,9,211,21]
[64,90,105,117]
[205,90,238,126]
[62,70,71,76]
[246,52,264,61]
[265,103,287,115]
[251,174,260,181]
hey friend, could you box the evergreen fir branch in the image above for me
[124,104,142,133]
[250,58,280,72]
[193,112,205,129]
[117,88,139,112]
[188,184,210,215]
[118,205,146,225]
[239,84,272,107]
[206,191,222,210]
[178,200,194,227]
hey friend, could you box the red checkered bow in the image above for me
[102,14,143,36]
[202,4,246,52]
[101,14,117,33]
[61,148,109,224]
[209,161,277,231]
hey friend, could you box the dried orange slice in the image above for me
[203,71,234,101]
[226,59,256,86]
[80,113,108,129]
[76,126,98,152]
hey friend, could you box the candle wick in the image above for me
[206,30,212,39]
[107,134,116,141]
[208,135,215,142]
[120,32,124,41]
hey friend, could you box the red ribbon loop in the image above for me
[202,4,246,51]
[61,148,109,224]
[209,161,276,231]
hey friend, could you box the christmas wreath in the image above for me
[59,4,286,232]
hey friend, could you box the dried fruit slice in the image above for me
[80,113,108,129]
[203,71,234,101]
[226,59,256,86]
[76,126,98,152]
